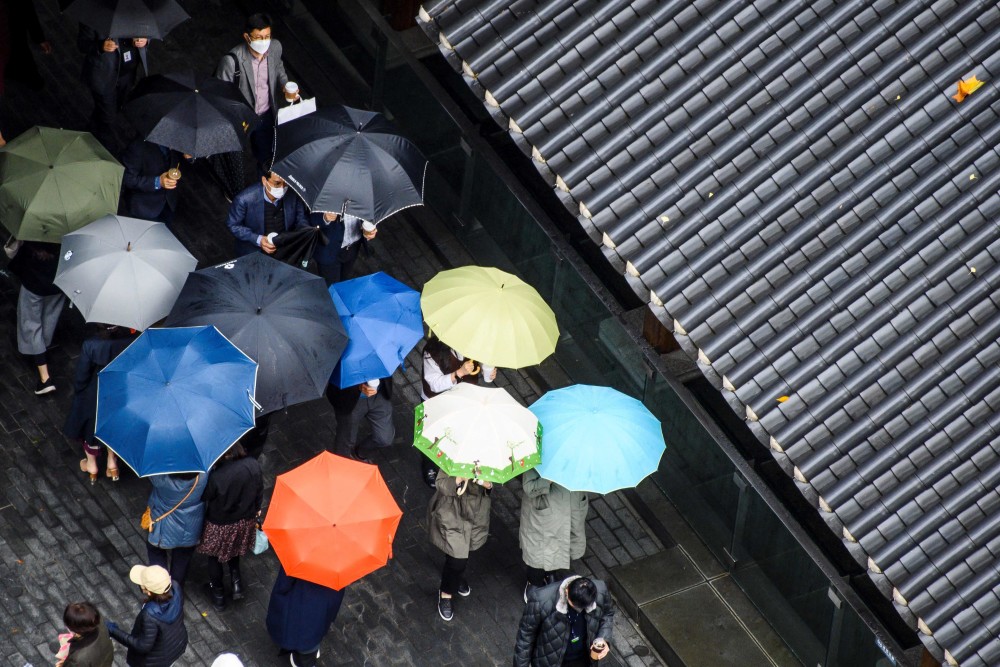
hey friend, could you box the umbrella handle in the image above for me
[247,389,262,412]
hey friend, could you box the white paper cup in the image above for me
[367,379,380,389]
[481,364,495,383]
[284,81,299,95]
[361,221,377,234]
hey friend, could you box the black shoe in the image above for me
[34,378,56,395]
[350,447,373,464]
[437,591,453,621]
[231,573,244,600]
[423,467,438,489]
[457,579,471,597]
[205,582,226,611]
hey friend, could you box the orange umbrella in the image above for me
[263,452,403,589]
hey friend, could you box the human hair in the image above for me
[63,601,101,635]
[423,335,458,373]
[146,588,173,604]
[245,13,272,34]
[172,471,198,481]
[567,578,597,609]
[222,442,248,461]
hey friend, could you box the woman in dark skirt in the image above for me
[197,443,263,611]
[63,324,138,483]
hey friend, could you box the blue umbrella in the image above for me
[329,272,423,388]
[95,326,259,476]
[530,384,665,493]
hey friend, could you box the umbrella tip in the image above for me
[126,241,132,251]
[256,307,262,314]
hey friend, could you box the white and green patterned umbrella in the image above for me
[414,383,541,484]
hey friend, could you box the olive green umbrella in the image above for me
[0,127,123,242]
[420,266,558,368]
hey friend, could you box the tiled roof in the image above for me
[417,1,1000,665]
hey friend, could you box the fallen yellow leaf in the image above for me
[777,395,789,403]
[953,75,985,103]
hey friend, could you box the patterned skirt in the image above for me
[197,517,256,562]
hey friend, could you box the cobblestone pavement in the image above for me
[0,1,668,665]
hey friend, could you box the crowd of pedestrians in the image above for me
[1,3,619,666]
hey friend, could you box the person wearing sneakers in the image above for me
[106,565,188,666]
[427,472,493,621]
[8,241,65,395]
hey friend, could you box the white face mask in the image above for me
[266,184,286,199]
[248,38,270,54]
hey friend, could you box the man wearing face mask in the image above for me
[225,171,310,257]
[215,13,298,174]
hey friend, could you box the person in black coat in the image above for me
[310,211,378,286]
[63,324,137,484]
[513,576,614,667]
[120,139,189,224]
[197,444,263,610]
[10,241,65,395]
[326,375,395,463]
[225,173,309,257]
[265,565,344,667]
[107,565,188,667]
[77,24,148,150]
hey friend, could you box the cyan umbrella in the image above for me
[329,272,423,388]
[530,384,665,493]
[95,326,258,476]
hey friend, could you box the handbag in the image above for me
[141,475,200,533]
[252,523,269,555]
[277,96,317,125]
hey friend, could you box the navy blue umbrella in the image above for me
[95,326,258,476]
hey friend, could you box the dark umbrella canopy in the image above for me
[64,0,189,40]
[272,106,428,223]
[164,253,348,414]
[125,72,257,157]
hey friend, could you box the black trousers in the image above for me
[526,566,570,587]
[250,109,276,175]
[316,241,361,286]
[147,544,195,585]
[440,555,467,595]
[208,555,241,585]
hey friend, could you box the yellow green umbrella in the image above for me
[0,127,123,242]
[420,265,558,368]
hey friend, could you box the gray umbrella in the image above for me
[55,215,197,331]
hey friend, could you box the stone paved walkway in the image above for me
[0,1,668,665]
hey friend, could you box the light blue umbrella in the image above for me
[95,326,258,476]
[530,384,665,493]
[329,272,423,388]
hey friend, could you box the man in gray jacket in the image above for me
[214,13,299,173]
[514,576,614,667]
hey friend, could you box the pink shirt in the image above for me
[251,52,270,115]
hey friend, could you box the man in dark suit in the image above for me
[311,211,379,285]
[120,138,189,224]
[326,376,395,463]
[225,171,310,257]
[77,25,148,150]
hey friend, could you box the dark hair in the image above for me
[567,578,597,609]
[245,13,272,33]
[64,601,101,635]
[171,471,198,481]
[89,323,137,340]
[146,588,173,604]
[222,442,248,461]
[423,335,458,374]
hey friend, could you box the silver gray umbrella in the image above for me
[55,215,196,330]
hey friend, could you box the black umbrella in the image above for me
[272,225,327,268]
[125,72,258,158]
[272,105,428,223]
[164,253,348,414]
[64,0,189,40]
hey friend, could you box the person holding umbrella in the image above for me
[120,138,190,225]
[518,468,589,601]
[9,241,66,395]
[266,565,345,667]
[64,324,137,484]
[76,26,148,150]
[215,13,298,173]
[197,443,263,611]
[326,377,393,463]
[145,471,207,586]
[225,171,310,257]
[311,211,379,285]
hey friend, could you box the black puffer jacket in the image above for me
[109,584,188,666]
[513,576,615,667]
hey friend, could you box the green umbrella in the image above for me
[0,127,123,242]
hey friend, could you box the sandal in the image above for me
[106,466,120,482]
[79,459,97,485]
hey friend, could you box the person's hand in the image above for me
[457,359,476,378]
[591,640,609,660]
[105,620,119,633]
[359,384,377,397]
[486,367,497,382]
[159,173,178,189]
[474,478,493,490]
[39,41,53,55]
[362,226,378,241]
[102,39,118,52]
[260,236,277,254]
[133,37,148,48]
[322,212,339,224]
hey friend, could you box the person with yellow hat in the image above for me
[105,565,188,666]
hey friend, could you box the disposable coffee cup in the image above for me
[590,640,606,660]
[167,166,181,180]
[367,378,380,389]
[361,221,377,234]
[284,81,299,100]
[481,364,495,383]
